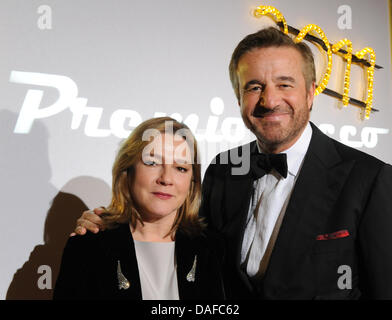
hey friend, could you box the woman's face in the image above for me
[131,133,193,223]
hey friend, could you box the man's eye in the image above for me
[247,86,262,92]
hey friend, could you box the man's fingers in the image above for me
[74,225,88,235]
[74,208,106,235]
[76,217,101,233]
[80,210,104,226]
[93,207,106,215]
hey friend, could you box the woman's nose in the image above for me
[157,166,173,185]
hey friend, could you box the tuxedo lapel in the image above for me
[262,123,355,296]
[223,142,257,290]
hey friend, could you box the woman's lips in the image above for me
[152,192,173,200]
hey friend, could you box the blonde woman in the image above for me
[54,117,225,300]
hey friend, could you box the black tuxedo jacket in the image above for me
[200,122,392,299]
[53,224,225,300]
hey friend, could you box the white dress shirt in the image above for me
[241,123,312,277]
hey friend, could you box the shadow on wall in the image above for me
[6,177,111,297]
[0,110,52,299]
[1,109,111,299]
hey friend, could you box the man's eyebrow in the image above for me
[276,76,296,83]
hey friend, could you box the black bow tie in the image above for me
[250,153,288,179]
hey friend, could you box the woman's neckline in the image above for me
[134,239,175,244]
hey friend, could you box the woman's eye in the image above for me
[144,160,157,166]
[177,166,188,173]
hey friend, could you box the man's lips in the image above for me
[258,112,290,120]
[252,105,292,118]
[152,192,173,200]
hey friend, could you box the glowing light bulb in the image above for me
[332,38,353,107]
[251,5,378,119]
[253,5,288,34]
[294,24,332,96]
[355,47,376,119]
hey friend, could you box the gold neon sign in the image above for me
[253,5,377,119]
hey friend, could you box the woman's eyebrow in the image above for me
[174,156,193,164]
[142,153,162,162]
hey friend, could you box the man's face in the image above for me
[237,46,315,153]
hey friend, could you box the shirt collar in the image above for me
[256,122,312,177]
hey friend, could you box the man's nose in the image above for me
[259,86,279,109]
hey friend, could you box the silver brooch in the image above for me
[186,255,197,282]
[117,260,130,290]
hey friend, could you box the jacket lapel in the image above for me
[262,123,355,296]
[175,231,199,300]
[223,141,257,291]
[100,224,142,300]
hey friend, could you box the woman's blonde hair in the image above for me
[103,117,204,238]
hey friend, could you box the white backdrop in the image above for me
[1,0,391,299]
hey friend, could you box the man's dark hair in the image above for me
[229,27,316,100]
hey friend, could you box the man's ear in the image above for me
[237,88,242,108]
[307,82,316,110]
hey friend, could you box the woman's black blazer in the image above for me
[53,223,225,300]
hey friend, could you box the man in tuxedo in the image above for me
[74,27,392,299]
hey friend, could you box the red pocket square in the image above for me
[316,229,350,240]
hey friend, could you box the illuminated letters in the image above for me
[253,5,377,119]
[254,5,288,34]
[294,24,332,96]
[332,39,353,107]
[11,71,385,152]
[355,47,376,119]
[9,71,250,146]
[9,71,139,138]
[318,123,389,149]
[10,71,78,133]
